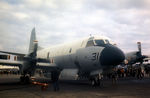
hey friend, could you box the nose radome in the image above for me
[100,45,125,66]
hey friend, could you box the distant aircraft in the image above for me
[125,42,150,65]
[0,28,125,86]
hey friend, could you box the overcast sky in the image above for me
[0,0,150,55]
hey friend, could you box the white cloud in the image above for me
[13,12,30,20]
[0,1,12,11]
[23,0,43,8]
[0,0,150,55]
[0,45,3,50]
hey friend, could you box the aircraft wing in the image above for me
[0,51,25,57]
[0,59,58,71]
[0,59,23,66]
[144,58,150,61]
[36,63,58,71]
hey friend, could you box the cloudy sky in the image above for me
[0,0,150,55]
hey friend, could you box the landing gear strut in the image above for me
[20,75,31,84]
[90,74,103,87]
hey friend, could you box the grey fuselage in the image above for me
[37,36,125,77]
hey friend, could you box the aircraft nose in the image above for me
[100,45,125,66]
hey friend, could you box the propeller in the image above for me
[137,42,141,56]
[124,42,149,65]
[136,42,148,65]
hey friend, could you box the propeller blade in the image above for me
[137,42,141,55]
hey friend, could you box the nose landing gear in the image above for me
[90,74,103,87]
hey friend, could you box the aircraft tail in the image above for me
[28,28,43,58]
[28,28,37,54]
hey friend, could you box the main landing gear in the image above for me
[20,75,31,84]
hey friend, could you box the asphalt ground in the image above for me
[0,74,150,98]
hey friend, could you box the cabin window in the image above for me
[86,40,94,47]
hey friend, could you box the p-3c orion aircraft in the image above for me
[125,42,150,65]
[0,28,125,86]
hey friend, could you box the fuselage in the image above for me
[37,36,125,75]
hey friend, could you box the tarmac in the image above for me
[0,74,150,98]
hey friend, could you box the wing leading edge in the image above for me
[0,51,25,57]
[0,59,22,66]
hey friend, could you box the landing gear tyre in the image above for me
[25,76,30,84]
[91,79,102,87]
[20,75,30,84]
[91,79,96,87]
[20,76,24,83]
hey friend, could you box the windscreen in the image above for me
[95,39,111,46]
[105,39,110,44]
[86,38,111,47]
[95,40,105,46]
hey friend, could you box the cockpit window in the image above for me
[95,40,105,46]
[86,40,94,47]
[105,39,110,44]
[86,39,111,47]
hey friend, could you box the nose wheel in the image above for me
[90,74,103,87]
[91,79,97,86]
[91,78,102,87]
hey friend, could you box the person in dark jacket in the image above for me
[51,70,60,91]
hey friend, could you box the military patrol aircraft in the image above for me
[0,28,125,86]
[125,42,150,65]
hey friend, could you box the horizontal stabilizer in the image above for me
[0,51,25,57]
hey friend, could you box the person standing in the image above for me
[51,70,60,91]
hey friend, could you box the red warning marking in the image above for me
[34,40,38,42]
[32,81,48,91]
[7,55,10,60]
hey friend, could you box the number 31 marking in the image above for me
[92,53,99,61]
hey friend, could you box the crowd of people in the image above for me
[108,64,150,84]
